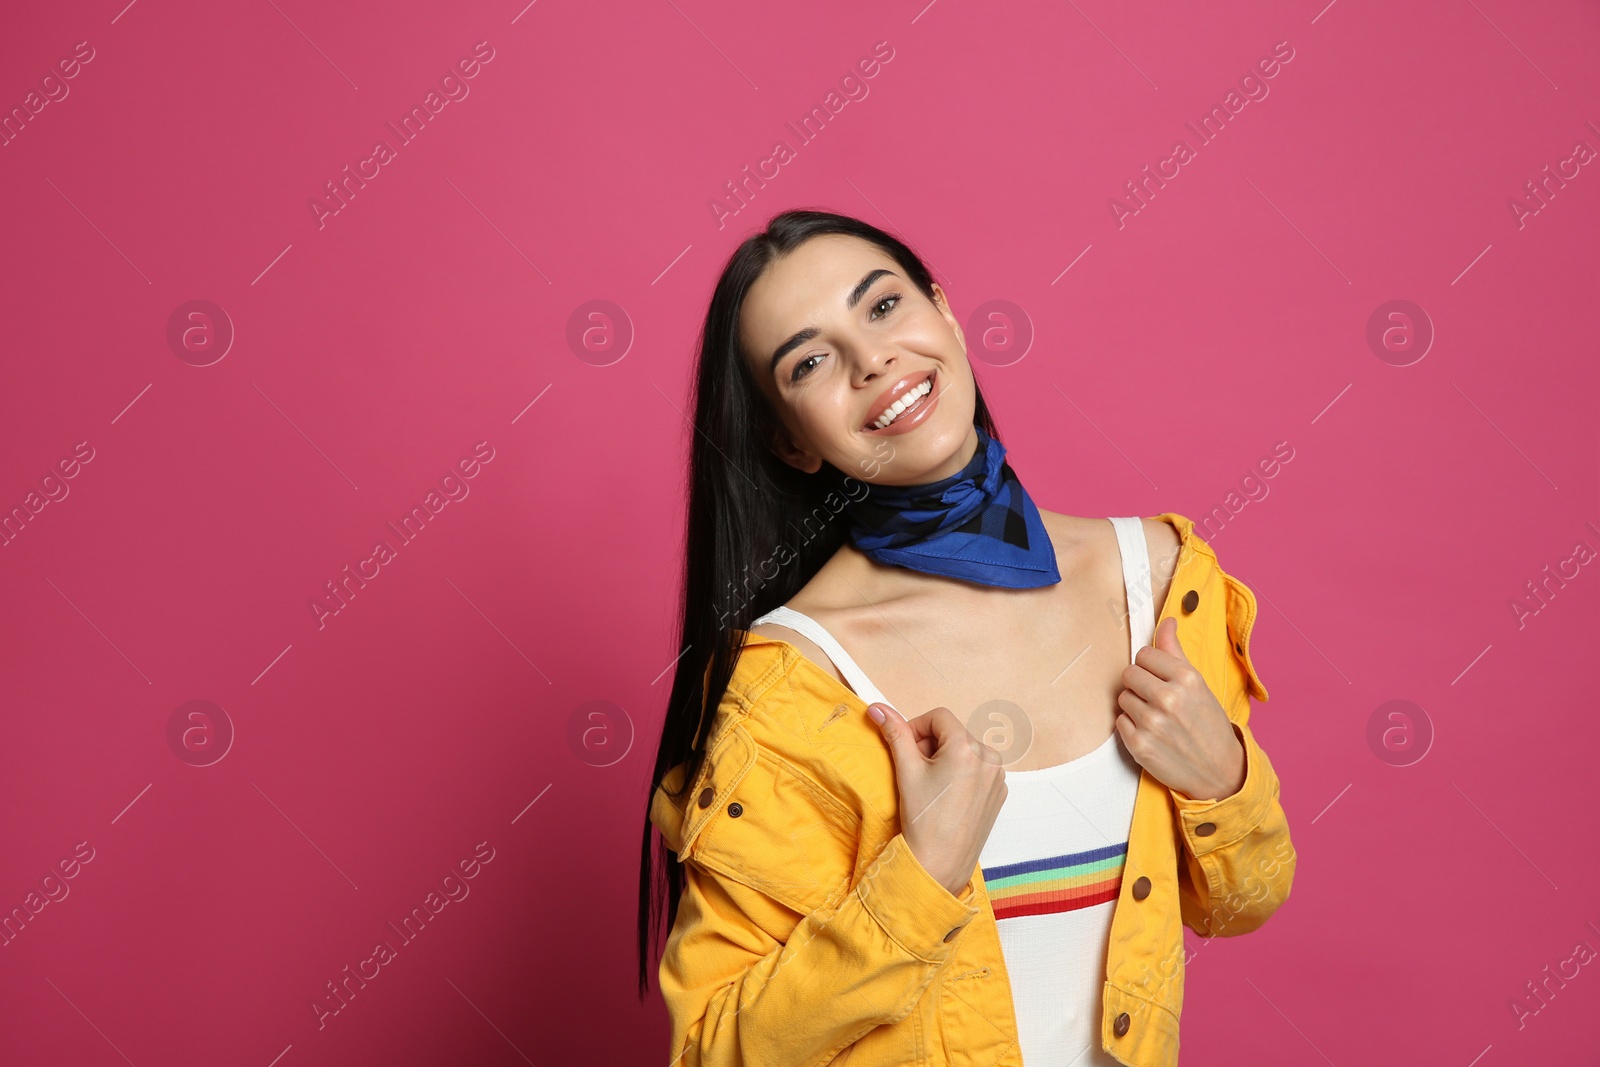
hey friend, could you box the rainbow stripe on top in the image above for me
[982,841,1127,920]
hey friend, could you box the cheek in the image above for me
[790,383,850,433]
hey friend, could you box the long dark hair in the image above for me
[636,208,1001,996]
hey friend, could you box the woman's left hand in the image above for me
[1116,616,1247,802]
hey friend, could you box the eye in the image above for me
[871,292,902,319]
[791,353,824,382]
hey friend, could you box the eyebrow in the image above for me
[767,268,897,378]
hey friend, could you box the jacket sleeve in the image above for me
[660,831,980,1067]
[1171,718,1296,936]
[1170,563,1296,938]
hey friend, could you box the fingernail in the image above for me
[867,703,886,724]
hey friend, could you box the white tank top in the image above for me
[751,516,1154,1067]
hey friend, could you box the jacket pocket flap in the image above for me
[675,722,759,860]
[693,745,862,916]
[1221,570,1269,704]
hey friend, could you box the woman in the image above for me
[637,209,1295,1067]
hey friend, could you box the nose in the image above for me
[852,344,898,386]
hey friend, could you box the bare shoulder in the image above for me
[1034,510,1129,603]
[1036,510,1117,569]
[1035,509,1181,612]
[1036,509,1110,547]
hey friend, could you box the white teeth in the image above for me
[872,379,932,430]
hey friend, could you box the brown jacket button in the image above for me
[1113,1011,1130,1037]
[697,786,714,808]
[1181,589,1199,613]
[1131,876,1151,901]
[1195,821,1217,836]
[943,925,963,943]
[727,802,743,818]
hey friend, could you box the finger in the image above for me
[1155,615,1187,660]
[885,706,942,759]
[907,706,963,747]
[900,709,938,743]
[898,716,940,758]
[919,708,984,764]
[1120,662,1166,706]
[933,710,988,762]
[1133,640,1188,683]
[1113,711,1143,759]
[1116,686,1156,727]
[868,704,925,767]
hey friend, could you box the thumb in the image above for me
[868,703,919,765]
[1154,615,1186,659]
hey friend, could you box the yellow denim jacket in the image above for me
[650,513,1296,1066]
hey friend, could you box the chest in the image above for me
[825,592,1138,773]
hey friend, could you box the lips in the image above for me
[863,369,937,432]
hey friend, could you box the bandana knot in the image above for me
[841,425,1061,589]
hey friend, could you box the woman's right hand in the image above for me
[868,703,1008,898]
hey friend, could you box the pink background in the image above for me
[2,0,1597,1064]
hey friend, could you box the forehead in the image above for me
[740,234,898,358]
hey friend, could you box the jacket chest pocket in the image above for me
[692,746,862,917]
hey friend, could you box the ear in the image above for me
[769,423,823,475]
[931,283,965,355]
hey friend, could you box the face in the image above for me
[739,234,979,487]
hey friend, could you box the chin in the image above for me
[864,424,975,487]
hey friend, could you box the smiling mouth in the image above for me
[866,370,936,431]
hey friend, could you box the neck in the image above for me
[879,423,982,487]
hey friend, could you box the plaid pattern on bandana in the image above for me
[843,425,1062,589]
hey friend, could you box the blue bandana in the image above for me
[843,425,1061,589]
